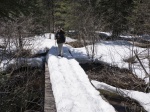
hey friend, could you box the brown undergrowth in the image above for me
[80,62,147,112]
[66,41,84,48]
[0,66,44,112]
[80,62,146,91]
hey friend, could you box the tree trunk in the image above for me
[18,27,23,50]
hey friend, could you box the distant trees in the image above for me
[0,0,52,60]
[0,0,37,19]
[130,0,150,35]
[68,0,149,38]
[93,0,135,38]
[0,0,149,36]
[54,0,77,30]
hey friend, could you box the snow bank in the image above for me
[0,57,44,72]
[92,80,150,112]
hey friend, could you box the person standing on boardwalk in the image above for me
[55,27,66,57]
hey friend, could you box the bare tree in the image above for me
[0,15,45,111]
[77,7,102,61]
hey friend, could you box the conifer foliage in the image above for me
[0,0,149,36]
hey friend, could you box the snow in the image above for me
[0,33,76,72]
[46,46,116,112]
[95,31,134,39]
[29,33,76,54]
[1,32,150,111]
[69,40,150,83]
[92,80,150,112]
[120,35,134,38]
[95,31,112,36]
[0,57,44,72]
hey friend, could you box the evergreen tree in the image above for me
[0,0,37,19]
[54,0,72,30]
[130,0,150,35]
[95,0,136,38]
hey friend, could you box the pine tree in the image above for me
[130,0,150,35]
[95,0,135,38]
[0,0,38,19]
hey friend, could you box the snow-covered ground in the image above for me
[29,33,76,54]
[0,33,76,72]
[69,40,149,83]
[0,57,44,72]
[0,33,150,111]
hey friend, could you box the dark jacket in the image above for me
[55,30,66,44]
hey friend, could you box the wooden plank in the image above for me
[44,64,56,112]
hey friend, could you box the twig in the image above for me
[134,51,149,77]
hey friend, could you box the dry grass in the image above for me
[100,89,146,112]
[123,56,137,64]
[14,49,32,58]
[81,62,147,112]
[0,67,44,112]
[129,41,150,48]
[66,41,84,48]
[80,62,146,92]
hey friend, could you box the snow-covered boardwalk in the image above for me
[46,46,116,112]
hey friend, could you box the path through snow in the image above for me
[46,46,116,112]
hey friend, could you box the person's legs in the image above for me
[57,44,61,55]
[60,43,63,56]
[58,43,63,56]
